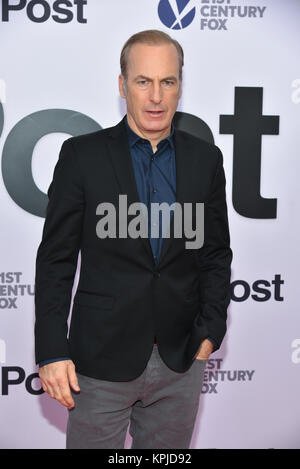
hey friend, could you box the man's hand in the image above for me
[39,360,80,409]
[194,338,214,360]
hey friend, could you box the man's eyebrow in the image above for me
[134,75,178,82]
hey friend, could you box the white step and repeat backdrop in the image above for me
[0,0,299,449]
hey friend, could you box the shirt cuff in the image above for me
[39,357,70,367]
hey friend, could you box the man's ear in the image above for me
[119,74,127,98]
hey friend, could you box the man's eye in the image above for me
[163,80,174,86]
[138,80,148,85]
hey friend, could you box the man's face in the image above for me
[119,42,181,137]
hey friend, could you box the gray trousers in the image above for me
[66,344,207,449]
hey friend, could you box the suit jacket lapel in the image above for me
[106,117,154,262]
[157,127,197,267]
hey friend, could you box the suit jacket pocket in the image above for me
[73,291,114,310]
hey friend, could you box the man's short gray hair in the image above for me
[120,29,184,85]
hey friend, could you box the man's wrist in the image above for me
[206,337,217,351]
[39,357,70,367]
[195,337,215,359]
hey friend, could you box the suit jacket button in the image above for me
[154,271,160,278]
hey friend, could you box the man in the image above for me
[35,30,232,449]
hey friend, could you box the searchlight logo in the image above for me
[158,0,196,30]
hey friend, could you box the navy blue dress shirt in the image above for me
[124,115,176,264]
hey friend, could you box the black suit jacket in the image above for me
[34,116,233,381]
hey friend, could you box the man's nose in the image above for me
[150,82,163,104]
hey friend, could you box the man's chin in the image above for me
[141,119,170,133]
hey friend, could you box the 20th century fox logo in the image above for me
[96,195,204,250]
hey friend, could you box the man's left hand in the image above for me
[194,338,214,360]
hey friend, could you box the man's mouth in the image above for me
[146,110,165,117]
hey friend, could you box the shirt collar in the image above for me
[124,114,175,151]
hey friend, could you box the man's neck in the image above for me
[126,114,171,153]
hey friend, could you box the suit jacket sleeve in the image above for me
[34,138,85,364]
[195,146,233,351]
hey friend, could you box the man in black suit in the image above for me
[35,30,232,449]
